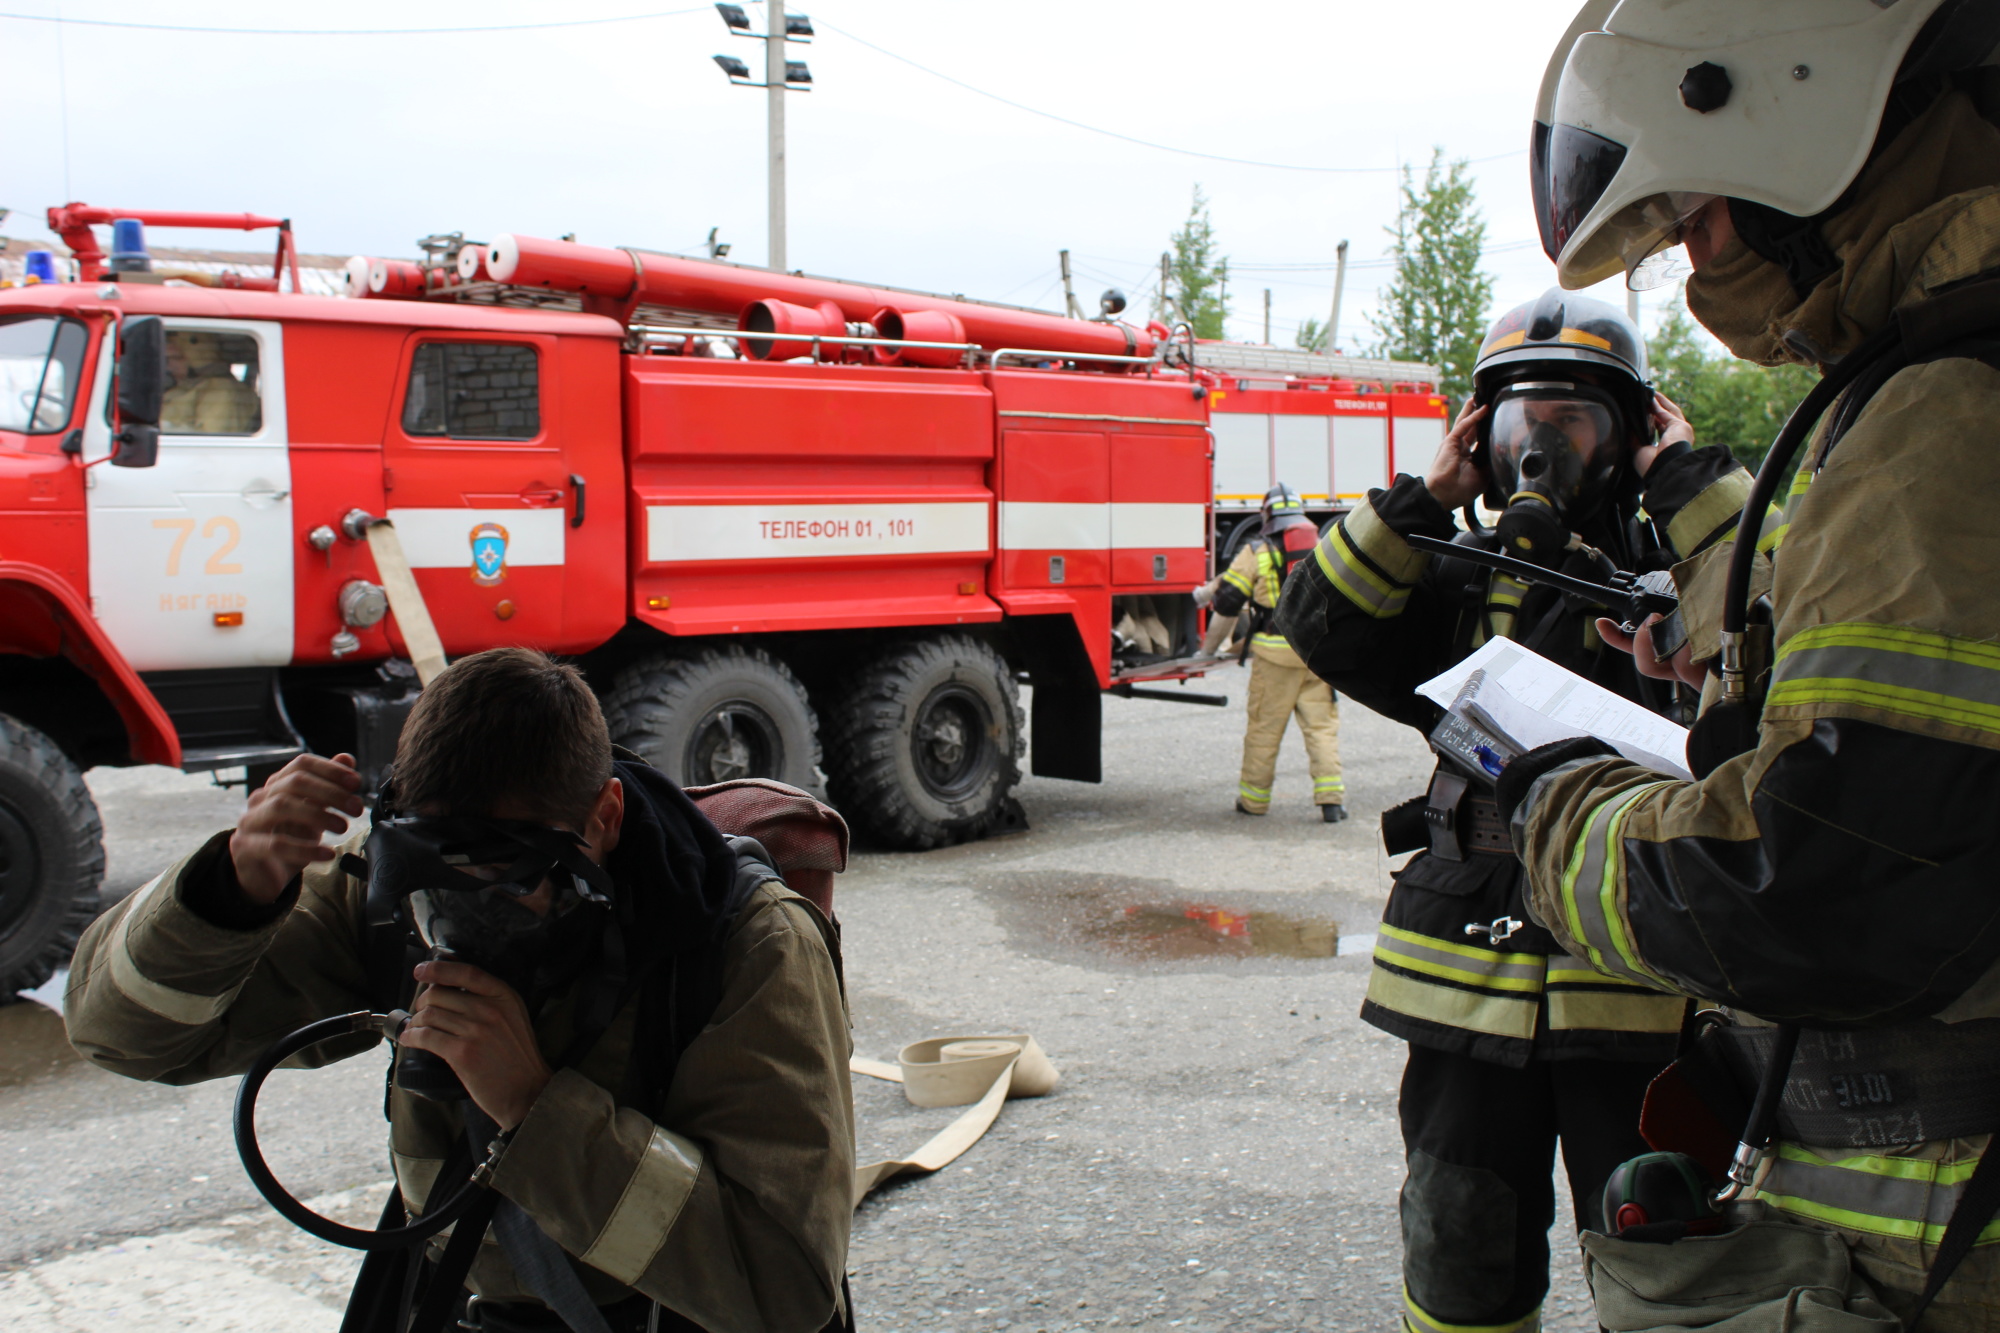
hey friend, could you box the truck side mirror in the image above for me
[116,315,165,426]
[112,423,159,468]
[111,316,165,469]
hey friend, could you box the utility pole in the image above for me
[1060,249,1082,319]
[1328,239,1350,355]
[1160,251,1172,324]
[1626,285,1639,326]
[766,0,787,271]
[713,4,812,271]
[1263,288,1271,345]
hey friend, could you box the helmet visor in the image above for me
[1487,385,1621,505]
[1537,121,1713,289]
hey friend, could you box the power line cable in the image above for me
[0,6,707,35]
[822,21,1526,176]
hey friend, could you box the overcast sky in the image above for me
[0,1,1655,352]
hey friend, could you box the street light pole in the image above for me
[767,0,787,271]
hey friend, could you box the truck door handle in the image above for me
[569,474,586,529]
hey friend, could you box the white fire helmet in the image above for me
[1532,0,2000,291]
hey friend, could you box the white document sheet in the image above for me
[1417,637,1693,781]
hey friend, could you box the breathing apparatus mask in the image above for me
[360,812,615,1102]
[1481,378,1629,562]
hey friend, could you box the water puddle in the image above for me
[0,993,85,1087]
[987,872,1364,962]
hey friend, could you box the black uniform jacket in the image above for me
[1274,448,1746,1067]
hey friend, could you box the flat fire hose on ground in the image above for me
[849,1036,1060,1207]
[364,521,449,686]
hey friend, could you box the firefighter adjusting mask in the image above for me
[365,814,614,994]
[1486,381,1624,561]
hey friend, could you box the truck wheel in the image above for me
[603,646,821,790]
[824,636,1023,850]
[0,715,104,999]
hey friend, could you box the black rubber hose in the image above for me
[233,1011,486,1251]
[1720,323,1902,638]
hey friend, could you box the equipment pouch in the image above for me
[1581,1215,1897,1333]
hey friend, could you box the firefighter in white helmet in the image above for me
[1487,1,2000,1327]
[1199,484,1347,820]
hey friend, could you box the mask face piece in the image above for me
[367,814,612,993]
[1485,382,1625,559]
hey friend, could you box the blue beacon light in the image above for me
[108,218,153,273]
[22,250,59,284]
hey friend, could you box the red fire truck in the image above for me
[1202,341,1449,562]
[0,204,1239,996]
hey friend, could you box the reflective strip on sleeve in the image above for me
[1766,623,2000,740]
[1373,923,1544,994]
[1313,523,1411,619]
[1759,1143,2000,1246]
[107,872,249,1026]
[1403,1285,1543,1333]
[1664,469,1753,559]
[1556,785,1677,990]
[576,1124,706,1284]
[1221,568,1255,597]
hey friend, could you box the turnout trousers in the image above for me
[1396,1044,1655,1333]
[1237,644,1343,813]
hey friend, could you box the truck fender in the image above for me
[0,562,179,767]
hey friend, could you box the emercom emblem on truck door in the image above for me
[470,521,509,585]
[84,318,296,670]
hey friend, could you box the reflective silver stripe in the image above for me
[108,872,247,1025]
[578,1123,705,1284]
[1760,1153,1968,1236]
[1771,642,2000,716]
[1560,798,1642,984]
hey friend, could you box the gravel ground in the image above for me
[0,670,1602,1331]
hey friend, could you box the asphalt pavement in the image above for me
[0,667,1601,1332]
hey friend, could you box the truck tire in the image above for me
[602,646,821,790]
[823,636,1023,850]
[0,714,104,1000]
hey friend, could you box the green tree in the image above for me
[1159,186,1230,340]
[1368,149,1494,403]
[1294,315,1330,353]
[1646,298,1817,471]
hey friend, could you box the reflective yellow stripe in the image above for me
[1314,523,1408,618]
[1664,469,1752,558]
[1557,784,1677,989]
[1403,1286,1541,1333]
[1759,1143,2000,1246]
[1374,923,1545,994]
[1767,623,2000,741]
[1312,776,1346,793]
[1221,568,1255,596]
[1367,968,1539,1041]
[1547,988,1686,1033]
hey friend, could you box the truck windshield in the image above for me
[0,316,89,434]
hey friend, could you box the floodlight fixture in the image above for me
[786,60,812,85]
[713,53,753,81]
[715,3,751,31]
[785,13,814,39]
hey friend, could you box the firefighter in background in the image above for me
[1274,293,1745,1333]
[1199,484,1347,822]
[162,330,260,435]
[1498,1,2000,1324]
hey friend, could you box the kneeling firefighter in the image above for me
[1499,0,2000,1328]
[1273,292,1752,1332]
[1201,483,1348,821]
[64,649,856,1333]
